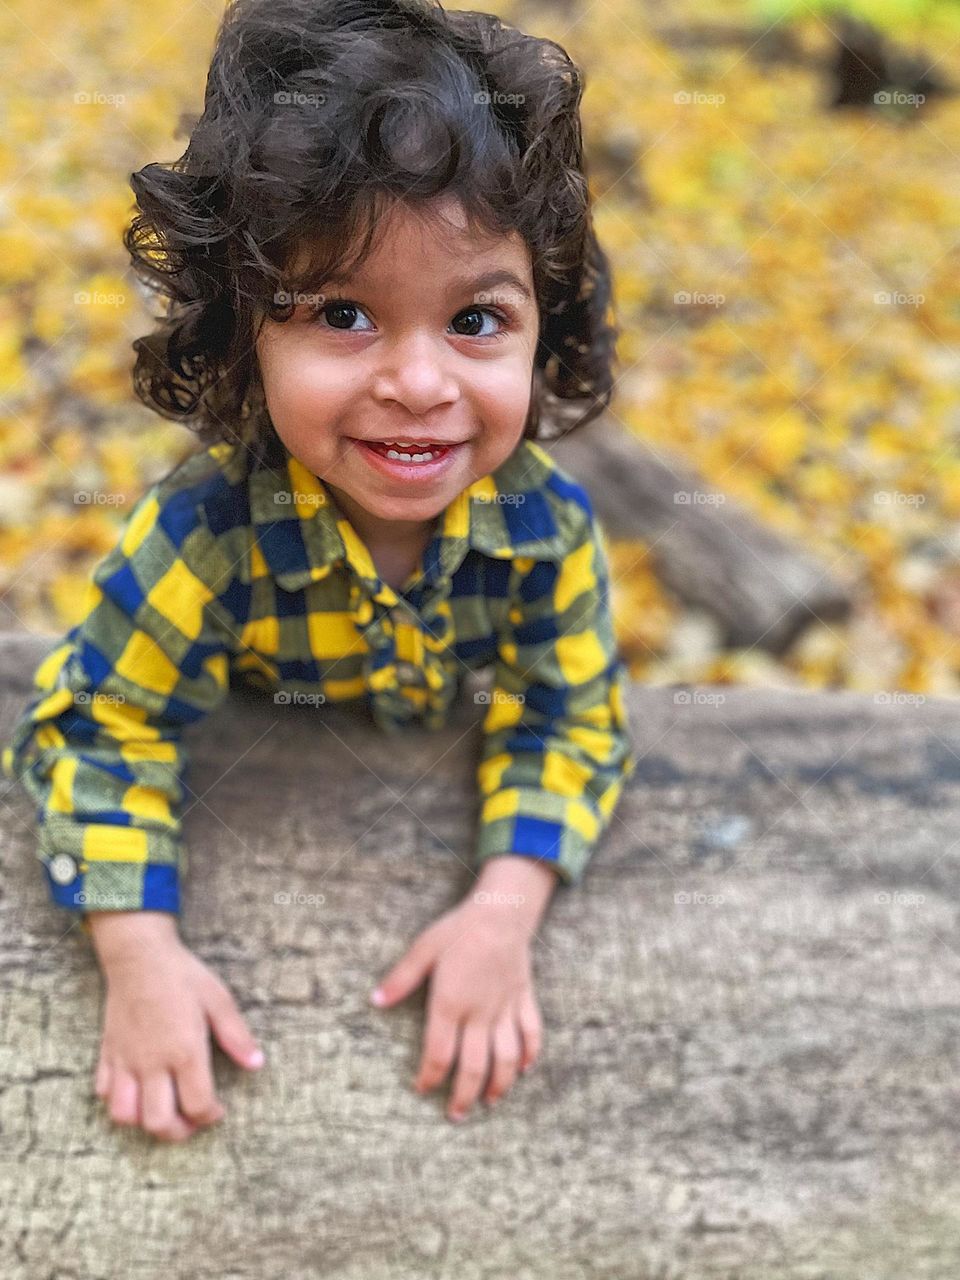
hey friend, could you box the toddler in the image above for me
[2,0,636,1141]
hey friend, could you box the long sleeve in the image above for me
[1,481,239,918]
[473,506,636,887]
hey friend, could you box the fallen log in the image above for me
[543,412,853,654]
[2,631,959,1274]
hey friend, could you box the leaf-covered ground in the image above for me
[3,0,960,696]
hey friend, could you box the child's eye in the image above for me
[449,307,508,339]
[305,298,509,340]
[308,300,375,332]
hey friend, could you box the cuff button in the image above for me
[49,853,79,885]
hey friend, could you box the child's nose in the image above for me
[371,333,459,412]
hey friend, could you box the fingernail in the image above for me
[370,988,387,1007]
[449,1110,465,1123]
[248,1048,265,1068]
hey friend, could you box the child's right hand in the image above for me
[87,911,265,1142]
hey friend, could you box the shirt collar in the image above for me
[247,436,575,597]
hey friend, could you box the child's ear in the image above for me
[535,219,617,433]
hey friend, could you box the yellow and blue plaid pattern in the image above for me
[2,430,635,915]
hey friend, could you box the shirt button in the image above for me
[49,853,79,884]
[395,661,421,683]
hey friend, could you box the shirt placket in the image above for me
[346,570,416,732]
[343,497,473,733]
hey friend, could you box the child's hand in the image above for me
[370,896,543,1122]
[89,913,265,1142]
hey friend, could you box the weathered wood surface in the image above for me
[2,630,960,1278]
[544,414,853,653]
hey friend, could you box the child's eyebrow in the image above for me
[456,270,533,303]
[318,267,533,303]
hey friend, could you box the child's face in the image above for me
[254,196,540,532]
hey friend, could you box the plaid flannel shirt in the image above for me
[2,430,635,920]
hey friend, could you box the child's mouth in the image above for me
[352,437,462,479]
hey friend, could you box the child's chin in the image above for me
[362,490,451,522]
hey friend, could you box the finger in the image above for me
[483,1014,522,1106]
[373,936,436,1009]
[94,1054,112,1100]
[174,1051,226,1128]
[447,1020,491,1122]
[517,988,543,1072]
[204,982,265,1071]
[414,1010,460,1094]
[106,1068,140,1127]
[140,1073,198,1143]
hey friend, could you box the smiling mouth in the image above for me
[353,439,462,463]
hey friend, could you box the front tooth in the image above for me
[385,449,436,462]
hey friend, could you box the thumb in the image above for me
[204,982,265,1070]
[371,935,436,1008]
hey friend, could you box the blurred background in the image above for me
[3,0,960,695]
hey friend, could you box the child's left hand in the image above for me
[369,895,543,1122]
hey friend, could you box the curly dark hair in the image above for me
[123,0,619,461]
